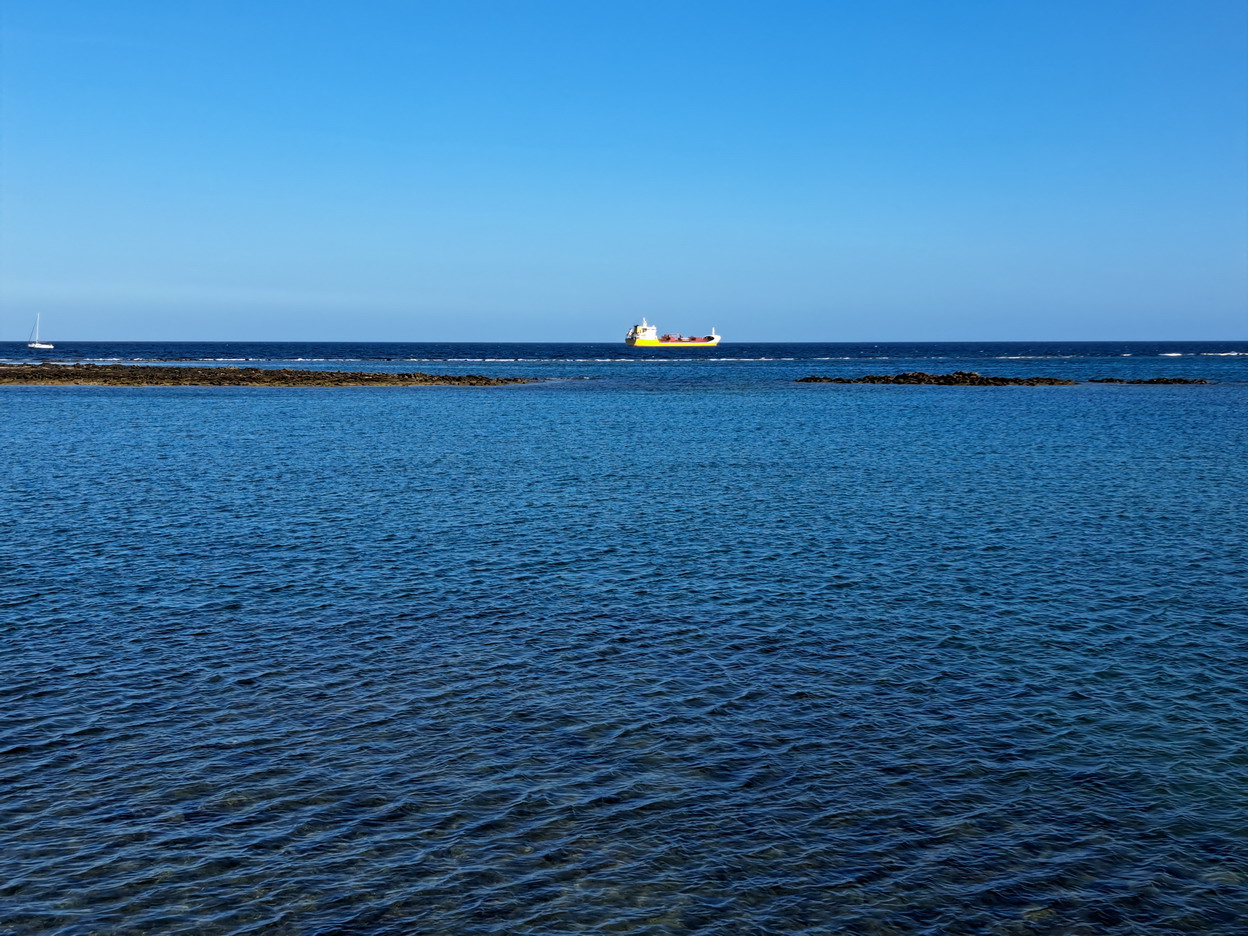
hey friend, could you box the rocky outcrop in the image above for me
[0,364,533,387]
[796,370,1078,386]
[797,371,1211,386]
[1087,377,1209,384]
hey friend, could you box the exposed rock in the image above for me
[1087,377,1209,384]
[0,364,533,387]
[796,370,1078,386]
[797,370,1212,386]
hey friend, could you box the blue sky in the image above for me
[2,0,1245,341]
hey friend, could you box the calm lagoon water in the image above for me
[2,342,1246,934]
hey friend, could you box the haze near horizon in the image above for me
[1,0,1245,342]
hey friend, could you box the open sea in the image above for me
[2,341,1246,935]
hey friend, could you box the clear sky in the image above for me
[1,0,1245,341]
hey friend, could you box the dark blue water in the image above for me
[3,343,1246,934]
[3,339,1246,384]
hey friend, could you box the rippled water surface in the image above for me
[2,343,1246,934]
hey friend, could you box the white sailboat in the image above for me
[27,315,53,349]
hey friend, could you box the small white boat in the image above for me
[27,314,53,349]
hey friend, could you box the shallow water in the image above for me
[2,344,1246,934]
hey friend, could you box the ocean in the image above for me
[2,341,1246,934]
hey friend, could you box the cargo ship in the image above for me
[625,319,720,347]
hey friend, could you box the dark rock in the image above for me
[0,364,534,387]
[797,371,1212,386]
[1088,377,1209,384]
[796,371,1078,386]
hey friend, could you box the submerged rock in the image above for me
[0,364,533,387]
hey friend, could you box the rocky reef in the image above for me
[1087,377,1209,384]
[796,371,1209,386]
[0,363,533,387]
[796,371,1077,386]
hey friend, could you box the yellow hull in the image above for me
[626,337,721,347]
